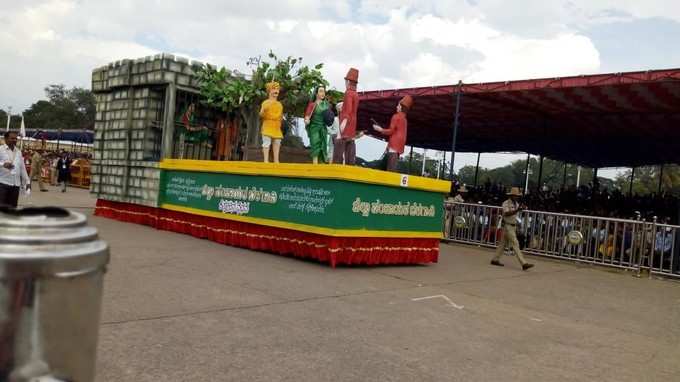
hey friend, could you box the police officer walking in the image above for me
[490,187,534,271]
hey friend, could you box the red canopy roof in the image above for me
[357,68,680,168]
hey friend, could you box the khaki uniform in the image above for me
[492,198,528,265]
[30,152,47,191]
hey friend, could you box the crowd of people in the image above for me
[446,181,679,273]
[451,180,679,226]
[1,130,91,207]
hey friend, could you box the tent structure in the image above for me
[27,129,94,144]
[357,68,680,169]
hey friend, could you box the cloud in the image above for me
[2,0,676,170]
[0,0,606,112]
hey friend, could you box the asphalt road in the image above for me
[21,186,680,381]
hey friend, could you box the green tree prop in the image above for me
[197,51,331,158]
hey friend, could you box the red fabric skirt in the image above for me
[95,199,439,267]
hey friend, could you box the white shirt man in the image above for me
[0,131,30,207]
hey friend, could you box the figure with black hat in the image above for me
[304,85,332,164]
[490,187,535,270]
[333,68,360,165]
[372,95,413,172]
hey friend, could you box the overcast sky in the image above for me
[2,0,679,178]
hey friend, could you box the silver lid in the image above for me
[0,207,109,279]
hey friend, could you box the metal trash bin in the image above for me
[0,207,109,382]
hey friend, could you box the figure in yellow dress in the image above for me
[260,81,284,163]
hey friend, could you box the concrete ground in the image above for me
[20,186,680,382]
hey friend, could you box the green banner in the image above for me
[160,170,444,233]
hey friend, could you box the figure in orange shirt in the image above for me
[372,95,413,172]
[333,68,359,165]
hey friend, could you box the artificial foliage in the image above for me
[197,51,338,149]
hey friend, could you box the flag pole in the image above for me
[19,114,26,149]
[5,106,11,132]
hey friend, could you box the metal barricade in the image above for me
[444,202,680,279]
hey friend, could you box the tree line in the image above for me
[457,157,680,196]
[1,84,95,133]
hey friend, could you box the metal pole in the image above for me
[449,80,463,180]
[576,166,582,187]
[421,148,427,176]
[408,146,414,174]
[473,152,481,187]
[629,167,635,197]
[658,165,664,194]
[562,162,568,189]
[536,155,544,192]
[524,153,531,195]
[436,151,442,179]
[439,151,446,179]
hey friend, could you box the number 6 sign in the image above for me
[400,175,409,187]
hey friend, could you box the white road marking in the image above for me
[530,317,543,322]
[412,294,464,310]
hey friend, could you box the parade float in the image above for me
[91,54,449,266]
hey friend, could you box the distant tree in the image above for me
[614,166,680,196]
[22,85,95,132]
[455,156,596,191]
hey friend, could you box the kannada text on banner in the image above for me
[161,170,444,233]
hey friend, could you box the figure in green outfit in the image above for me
[303,86,330,164]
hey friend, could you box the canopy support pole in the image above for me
[448,80,463,180]
[658,165,664,194]
[562,162,568,190]
[536,155,544,192]
[408,146,414,174]
[629,167,636,197]
[439,152,445,179]
[523,154,531,195]
[593,168,599,190]
[473,152,481,187]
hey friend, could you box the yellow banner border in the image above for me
[160,159,451,194]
